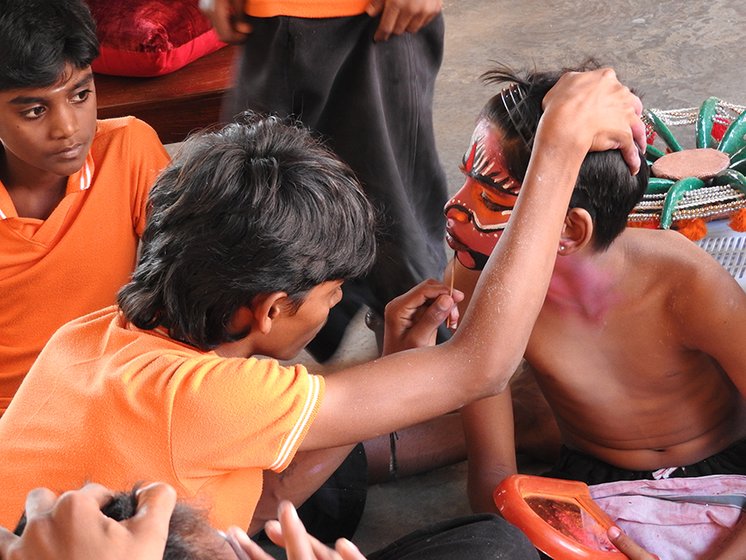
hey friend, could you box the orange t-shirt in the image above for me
[0,117,169,413]
[244,0,369,18]
[0,306,324,531]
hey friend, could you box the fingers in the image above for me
[607,526,659,560]
[201,0,251,43]
[262,501,346,559]
[373,4,402,42]
[23,488,58,520]
[334,538,367,560]
[368,0,442,42]
[381,283,463,354]
[275,501,315,558]
[126,482,177,549]
[226,526,267,560]
[394,279,464,312]
[541,67,645,176]
[403,293,455,342]
[365,0,384,16]
[0,526,19,558]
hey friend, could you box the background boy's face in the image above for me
[444,119,521,270]
[260,280,344,361]
[0,64,97,183]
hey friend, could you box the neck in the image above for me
[1,151,68,219]
[545,247,622,322]
[214,336,255,359]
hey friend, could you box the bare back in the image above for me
[527,227,746,470]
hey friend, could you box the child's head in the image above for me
[0,0,99,182]
[444,61,649,270]
[0,0,99,91]
[14,487,236,560]
[118,113,378,350]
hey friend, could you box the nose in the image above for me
[445,204,471,224]
[50,105,79,139]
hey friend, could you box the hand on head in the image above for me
[381,279,464,355]
[540,67,646,175]
[226,501,366,560]
[0,482,176,560]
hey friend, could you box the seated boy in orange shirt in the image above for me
[444,64,746,555]
[0,67,645,552]
[0,0,170,413]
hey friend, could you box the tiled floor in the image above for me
[294,0,746,553]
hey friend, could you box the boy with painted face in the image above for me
[446,65,746,547]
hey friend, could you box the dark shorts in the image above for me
[543,439,746,485]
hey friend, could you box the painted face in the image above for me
[0,64,97,186]
[444,119,521,270]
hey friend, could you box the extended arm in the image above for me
[446,257,519,513]
[305,68,644,451]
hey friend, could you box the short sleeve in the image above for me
[168,355,324,481]
[123,118,170,235]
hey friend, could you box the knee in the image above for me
[466,514,539,558]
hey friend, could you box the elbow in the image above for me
[447,334,523,398]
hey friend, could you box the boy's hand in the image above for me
[607,526,659,560]
[381,279,463,355]
[227,501,366,559]
[365,0,442,42]
[0,483,176,560]
[199,0,252,43]
[540,67,646,175]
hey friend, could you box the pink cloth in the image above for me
[589,475,746,559]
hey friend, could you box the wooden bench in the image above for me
[95,45,239,144]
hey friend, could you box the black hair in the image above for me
[0,0,99,91]
[14,488,227,560]
[479,60,649,251]
[118,112,378,349]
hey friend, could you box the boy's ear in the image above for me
[558,208,594,255]
[232,292,289,335]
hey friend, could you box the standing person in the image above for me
[0,0,170,414]
[201,1,450,540]
[0,68,644,555]
[200,0,449,362]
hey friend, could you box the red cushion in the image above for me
[86,0,226,77]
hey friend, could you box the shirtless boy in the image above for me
[444,64,746,524]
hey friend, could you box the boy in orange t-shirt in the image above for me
[0,65,646,544]
[0,0,170,412]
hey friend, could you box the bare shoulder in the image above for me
[624,228,746,332]
[622,227,733,284]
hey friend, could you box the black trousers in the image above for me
[367,513,540,560]
[225,13,449,359]
[544,439,746,485]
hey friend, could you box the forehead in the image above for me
[1,64,93,104]
[463,119,510,176]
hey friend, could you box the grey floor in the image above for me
[295,0,746,554]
